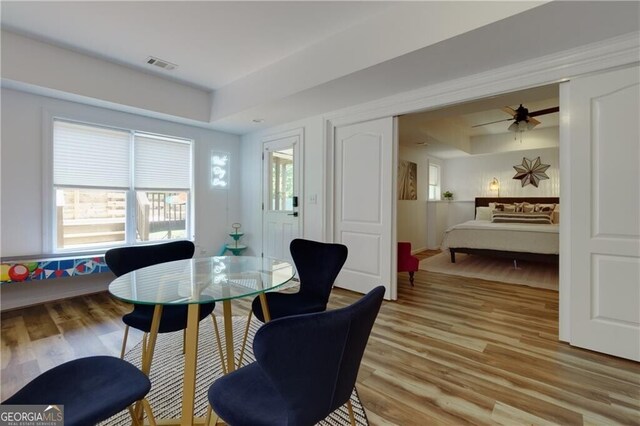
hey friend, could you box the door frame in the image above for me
[323,32,638,339]
[261,127,304,259]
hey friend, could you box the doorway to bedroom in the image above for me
[395,83,561,292]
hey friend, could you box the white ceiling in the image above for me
[398,84,560,158]
[0,1,392,90]
[1,1,638,135]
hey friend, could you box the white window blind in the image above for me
[428,163,441,200]
[429,164,439,186]
[134,134,192,190]
[53,120,130,188]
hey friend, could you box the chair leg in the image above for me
[142,332,148,358]
[127,405,141,426]
[210,313,227,375]
[142,398,157,426]
[120,325,130,359]
[205,404,212,426]
[205,404,219,425]
[347,399,356,426]
[237,309,253,368]
[128,399,156,426]
[409,271,415,286]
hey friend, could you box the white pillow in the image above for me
[476,206,492,221]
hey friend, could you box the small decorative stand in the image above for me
[225,223,247,256]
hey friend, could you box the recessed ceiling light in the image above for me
[252,118,265,123]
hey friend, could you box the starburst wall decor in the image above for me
[512,156,550,188]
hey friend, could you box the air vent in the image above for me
[145,56,177,71]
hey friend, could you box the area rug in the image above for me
[419,252,558,290]
[101,316,369,425]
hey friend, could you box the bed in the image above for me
[443,197,560,263]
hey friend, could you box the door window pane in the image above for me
[268,148,293,211]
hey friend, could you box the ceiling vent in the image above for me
[145,56,177,71]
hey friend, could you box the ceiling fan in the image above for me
[472,104,560,132]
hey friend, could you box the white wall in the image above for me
[442,146,560,201]
[397,145,429,252]
[240,115,327,255]
[1,88,241,258]
[426,201,475,249]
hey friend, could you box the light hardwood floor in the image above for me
[1,268,639,425]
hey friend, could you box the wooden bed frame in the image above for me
[449,197,560,264]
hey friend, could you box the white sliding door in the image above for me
[567,65,640,361]
[333,117,395,300]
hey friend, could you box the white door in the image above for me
[262,130,302,263]
[568,65,640,361]
[334,117,395,300]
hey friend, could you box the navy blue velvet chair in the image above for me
[2,356,155,426]
[208,286,385,426]
[238,239,348,366]
[106,240,219,360]
[251,239,348,322]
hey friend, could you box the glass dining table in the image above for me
[108,255,296,426]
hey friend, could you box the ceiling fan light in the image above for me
[508,121,522,132]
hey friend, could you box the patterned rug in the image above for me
[419,252,558,290]
[101,316,369,425]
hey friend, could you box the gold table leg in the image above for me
[180,304,201,426]
[142,305,163,375]
[258,293,271,322]
[222,300,235,373]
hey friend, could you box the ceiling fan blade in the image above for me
[529,106,559,117]
[501,106,517,116]
[471,118,513,128]
[526,120,539,131]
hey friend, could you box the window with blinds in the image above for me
[52,119,193,251]
[428,163,441,201]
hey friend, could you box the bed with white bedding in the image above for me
[443,197,560,263]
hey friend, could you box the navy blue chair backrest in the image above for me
[252,286,384,425]
[290,238,348,303]
[105,240,195,277]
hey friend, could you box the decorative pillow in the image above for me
[514,202,534,213]
[492,203,516,212]
[475,207,492,221]
[534,203,556,213]
[492,211,553,224]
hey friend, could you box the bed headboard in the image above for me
[475,197,559,212]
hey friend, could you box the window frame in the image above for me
[428,162,441,201]
[44,114,194,255]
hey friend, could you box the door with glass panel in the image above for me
[262,130,302,262]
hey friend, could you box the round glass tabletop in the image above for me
[108,256,296,305]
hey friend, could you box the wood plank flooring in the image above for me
[2,268,639,425]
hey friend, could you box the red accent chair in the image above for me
[397,242,419,286]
